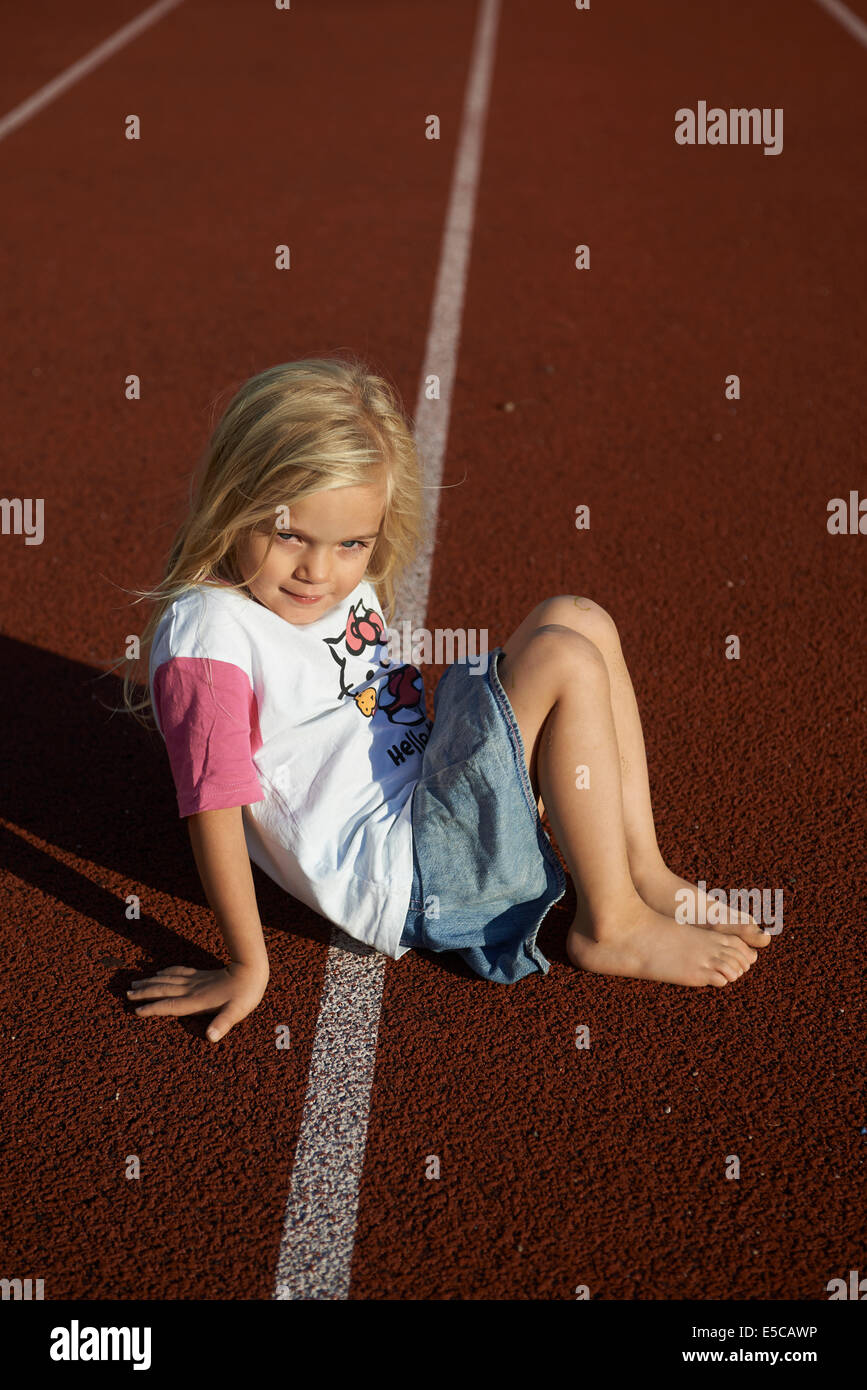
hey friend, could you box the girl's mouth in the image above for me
[280,588,326,605]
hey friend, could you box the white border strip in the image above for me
[272,0,502,1301]
[812,0,867,47]
[0,0,186,144]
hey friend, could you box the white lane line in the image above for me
[272,937,387,1302]
[0,0,186,144]
[272,0,503,1302]
[395,0,503,629]
[812,0,867,47]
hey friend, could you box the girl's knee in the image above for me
[527,623,610,686]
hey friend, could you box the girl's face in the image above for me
[236,478,387,626]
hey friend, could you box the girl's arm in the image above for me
[126,803,269,1041]
[186,805,268,970]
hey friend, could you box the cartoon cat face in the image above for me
[323,600,384,709]
[323,600,425,725]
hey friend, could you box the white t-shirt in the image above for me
[148,579,433,958]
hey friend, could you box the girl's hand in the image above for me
[126,960,269,1042]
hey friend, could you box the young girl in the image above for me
[123,356,770,1042]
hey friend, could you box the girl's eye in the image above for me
[275,533,368,551]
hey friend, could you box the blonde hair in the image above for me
[119,354,424,726]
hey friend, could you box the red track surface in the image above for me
[1,1,864,1302]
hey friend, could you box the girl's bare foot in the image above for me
[566,895,759,987]
[632,861,772,947]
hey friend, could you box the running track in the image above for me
[1,0,865,1303]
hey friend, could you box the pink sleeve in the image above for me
[152,656,264,817]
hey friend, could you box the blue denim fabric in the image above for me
[399,646,566,983]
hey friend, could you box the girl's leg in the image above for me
[497,625,760,986]
[501,596,769,947]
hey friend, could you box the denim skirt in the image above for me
[398,646,566,983]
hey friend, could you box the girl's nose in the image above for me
[295,549,330,584]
